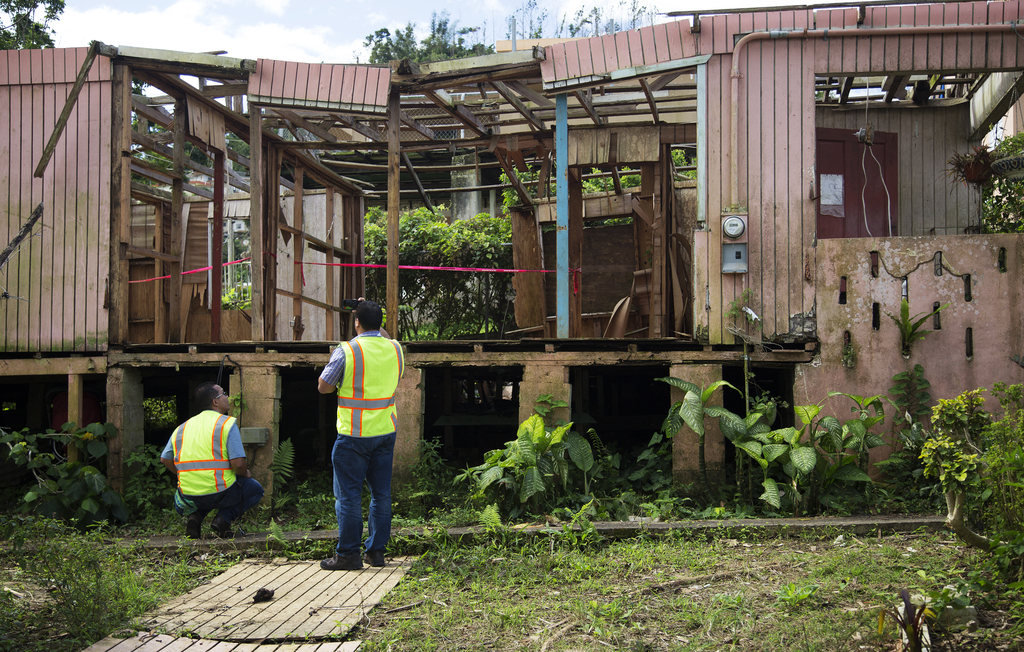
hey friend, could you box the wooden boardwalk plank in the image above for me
[135,558,412,643]
[195,561,329,639]
[143,559,303,632]
[80,636,350,652]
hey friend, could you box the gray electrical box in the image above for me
[240,427,270,446]
[722,243,748,273]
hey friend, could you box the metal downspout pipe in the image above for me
[727,22,1019,209]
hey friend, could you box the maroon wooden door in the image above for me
[816,127,898,239]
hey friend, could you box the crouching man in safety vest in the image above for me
[317,299,404,570]
[160,382,265,539]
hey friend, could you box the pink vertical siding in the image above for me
[0,47,110,352]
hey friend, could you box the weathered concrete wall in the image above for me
[519,363,572,425]
[232,366,280,500]
[801,233,1024,472]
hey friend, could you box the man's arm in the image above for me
[161,457,177,476]
[318,377,336,394]
[230,456,253,478]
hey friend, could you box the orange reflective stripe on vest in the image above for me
[173,410,237,495]
[336,336,403,437]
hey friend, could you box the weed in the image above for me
[774,582,820,608]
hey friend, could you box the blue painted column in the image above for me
[555,93,568,339]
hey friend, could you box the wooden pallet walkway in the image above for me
[82,633,361,652]
[99,556,414,647]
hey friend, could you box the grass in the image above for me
[362,529,1014,652]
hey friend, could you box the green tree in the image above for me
[364,12,493,65]
[0,0,64,49]
[363,206,515,340]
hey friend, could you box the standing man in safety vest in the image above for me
[318,299,404,570]
[160,382,265,539]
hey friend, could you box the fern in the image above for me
[268,518,286,545]
[478,504,503,530]
[269,438,295,492]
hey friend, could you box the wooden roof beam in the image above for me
[573,90,603,126]
[422,88,492,137]
[639,79,659,123]
[335,114,385,142]
[490,81,546,131]
[401,152,434,212]
[503,80,554,107]
[271,108,338,142]
[882,74,909,103]
[493,148,533,208]
[838,76,855,104]
[648,71,681,93]
[399,111,435,140]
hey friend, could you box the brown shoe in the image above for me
[185,514,202,539]
[364,550,386,567]
[321,553,363,571]
[211,515,235,539]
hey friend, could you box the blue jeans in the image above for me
[175,476,265,524]
[332,432,395,556]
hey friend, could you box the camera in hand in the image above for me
[342,299,360,310]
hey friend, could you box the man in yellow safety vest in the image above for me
[317,299,404,570]
[160,382,264,538]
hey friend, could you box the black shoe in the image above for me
[364,550,386,567]
[211,515,235,539]
[320,553,363,571]
[185,514,202,539]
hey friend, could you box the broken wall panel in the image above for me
[0,47,111,352]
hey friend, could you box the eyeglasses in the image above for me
[214,393,227,399]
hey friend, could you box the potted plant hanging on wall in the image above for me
[991,133,1024,180]
[947,145,995,185]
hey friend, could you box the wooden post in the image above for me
[154,203,167,342]
[568,167,584,338]
[292,165,304,340]
[387,89,401,338]
[66,371,83,463]
[325,187,336,340]
[109,63,132,346]
[555,93,569,339]
[641,163,659,337]
[212,149,225,342]
[249,105,264,341]
[170,97,185,343]
[265,147,279,342]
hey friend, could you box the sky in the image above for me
[49,0,788,65]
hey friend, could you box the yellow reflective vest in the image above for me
[172,410,237,496]
[336,335,404,437]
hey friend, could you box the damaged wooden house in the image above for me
[1,0,1023,495]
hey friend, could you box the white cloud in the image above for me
[52,2,360,63]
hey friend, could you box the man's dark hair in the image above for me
[355,300,384,331]
[195,381,220,410]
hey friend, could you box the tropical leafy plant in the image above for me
[657,377,740,500]
[458,414,573,519]
[123,443,176,519]
[0,423,129,528]
[885,299,948,357]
